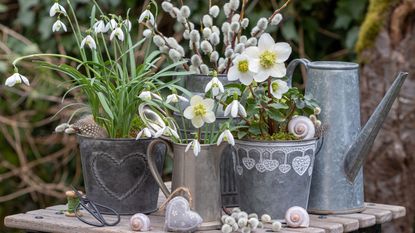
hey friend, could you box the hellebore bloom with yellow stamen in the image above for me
[183,95,216,128]
[270,80,289,99]
[228,54,255,85]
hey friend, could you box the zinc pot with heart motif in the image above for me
[77,135,165,215]
[234,139,318,219]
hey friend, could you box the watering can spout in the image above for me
[344,72,408,183]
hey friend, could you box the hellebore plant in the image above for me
[4,0,189,138]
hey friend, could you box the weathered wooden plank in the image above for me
[308,218,344,233]
[262,222,325,233]
[335,213,376,228]
[310,215,358,232]
[361,208,392,224]
[365,203,406,219]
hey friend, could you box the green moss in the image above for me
[355,0,398,54]
[128,116,145,138]
[253,132,299,141]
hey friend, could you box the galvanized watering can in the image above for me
[286,59,407,214]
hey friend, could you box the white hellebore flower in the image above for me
[5,73,30,87]
[123,19,132,31]
[139,91,162,101]
[217,130,235,146]
[205,77,224,96]
[105,19,118,31]
[183,95,216,128]
[49,3,66,17]
[166,94,189,104]
[228,54,255,85]
[139,10,155,26]
[93,20,107,33]
[80,35,96,50]
[185,139,201,156]
[245,33,292,82]
[270,80,289,99]
[110,27,125,41]
[136,127,153,139]
[225,100,247,118]
[52,20,67,32]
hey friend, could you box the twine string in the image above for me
[158,187,193,211]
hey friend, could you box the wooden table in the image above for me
[4,187,406,233]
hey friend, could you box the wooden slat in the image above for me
[335,213,376,228]
[263,223,325,233]
[361,208,392,224]
[308,218,344,233]
[365,203,406,219]
[309,215,358,232]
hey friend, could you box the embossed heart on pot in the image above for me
[92,152,148,201]
[292,155,311,176]
[263,159,279,171]
[165,196,203,232]
[279,164,291,173]
[255,162,266,173]
[242,157,255,170]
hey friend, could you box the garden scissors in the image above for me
[72,186,120,227]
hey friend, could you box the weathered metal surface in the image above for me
[234,139,317,219]
[78,136,165,215]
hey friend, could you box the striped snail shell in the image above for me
[285,206,309,228]
[130,213,151,231]
[288,116,315,140]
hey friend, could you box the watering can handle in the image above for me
[146,139,174,198]
[286,58,311,87]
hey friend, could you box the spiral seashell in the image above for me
[130,213,151,231]
[288,116,315,140]
[285,206,310,228]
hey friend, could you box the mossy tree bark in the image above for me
[357,0,415,232]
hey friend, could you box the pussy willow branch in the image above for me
[268,0,292,22]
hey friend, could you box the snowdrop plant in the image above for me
[4,0,189,138]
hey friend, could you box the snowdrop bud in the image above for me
[210,51,219,63]
[200,64,209,75]
[229,0,240,11]
[246,37,257,46]
[271,13,283,26]
[209,32,220,46]
[223,3,231,17]
[241,18,250,28]
[168,49,182,62]
[251,26,261,37]
[221,224,232,233]
[143,29,152,38]
[232,14,240,22]
[225,48,234,58]
[190,30,200,42]
[153,35,165,47]
[209,5,220,18]
[261,214,272,223]
[203,27,212,39]
[183,30,190,39]
[238,218,248,228]
[272,221,282,232]
[212,26,220,35]
[180,6,191,18]
[235,43,245,53]
[257,17,269,30]
[191,54,202,67]
[159,45,169,53]
[231,22,240,32]
[202,15,213,27]
[161,1,173,12]
[222,22,230,34]
[240,35,248,43]
[201,40,213,54]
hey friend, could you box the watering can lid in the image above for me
[307,61,359,70]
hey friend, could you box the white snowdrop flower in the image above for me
[105,19,118,31]
[235,43,245,53]
[93,20,107,33]
[184,95,216,128]
[136,127,153,139]
[222,22,230,34]
[270,80,289,99]
[223,3,231,17]
[225,99,247,118]
[209,5,220,18]
[230,22,240,32]
[212,26,220,35]
[251,26,261,37]
[217,130,235,146]
[139,10,155,26]
[245,33,292,81]
[203,27,212,39]
[271,13,283,26]
[209,32,220,46]
[228,54,255,85]
[123,19,132,31]
[229,0,240,11]
[110,27,125,41]
[205,77,224,96]
[232,14,240,22]
[191,54,202,67]
[201,40,213,54]
[161,1,173,12]
[240,35,248,43]
[180,6,191,18]
[210,51,219,63]
[159,45,169,54]
[183,30,190,40]
[200,64,210,75]
[202,15,213,27]
[185,139,201,156]
[153,35,165,47]
[246,37,257,46]
[5,73,30,87]
[189,30,200,42]
[225,48,234,58]
[139,91,162,101]
[80,35,96,50]
[166,94,189,104]
[55,123,70,133]
[52,20,67,32]
[153,126,166,138]
[49,2,66,17]
[241,18,249,29]
[257,17,269,30]
[155,126,179,139]
[143,29,152,38]
[168,49,182,62]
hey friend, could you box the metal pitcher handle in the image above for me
[147,139,174,198]
[286,58,311,87]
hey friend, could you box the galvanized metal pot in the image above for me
[78,135,165,215]
[146,139,227,230]
[234,139,317,219]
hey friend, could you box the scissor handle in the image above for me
[92,203,121,226]
[75,203,105,227]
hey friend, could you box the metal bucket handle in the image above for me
[286,58,311,87]
[146,139,174,198]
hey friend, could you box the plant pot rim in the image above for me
[235,138,318,144]
[76,134,153,142]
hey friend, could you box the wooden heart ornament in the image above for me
[165,196,203,232]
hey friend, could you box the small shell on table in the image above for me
[130,213,151,231]
[285,206,310,228]
[288,116,315,140]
